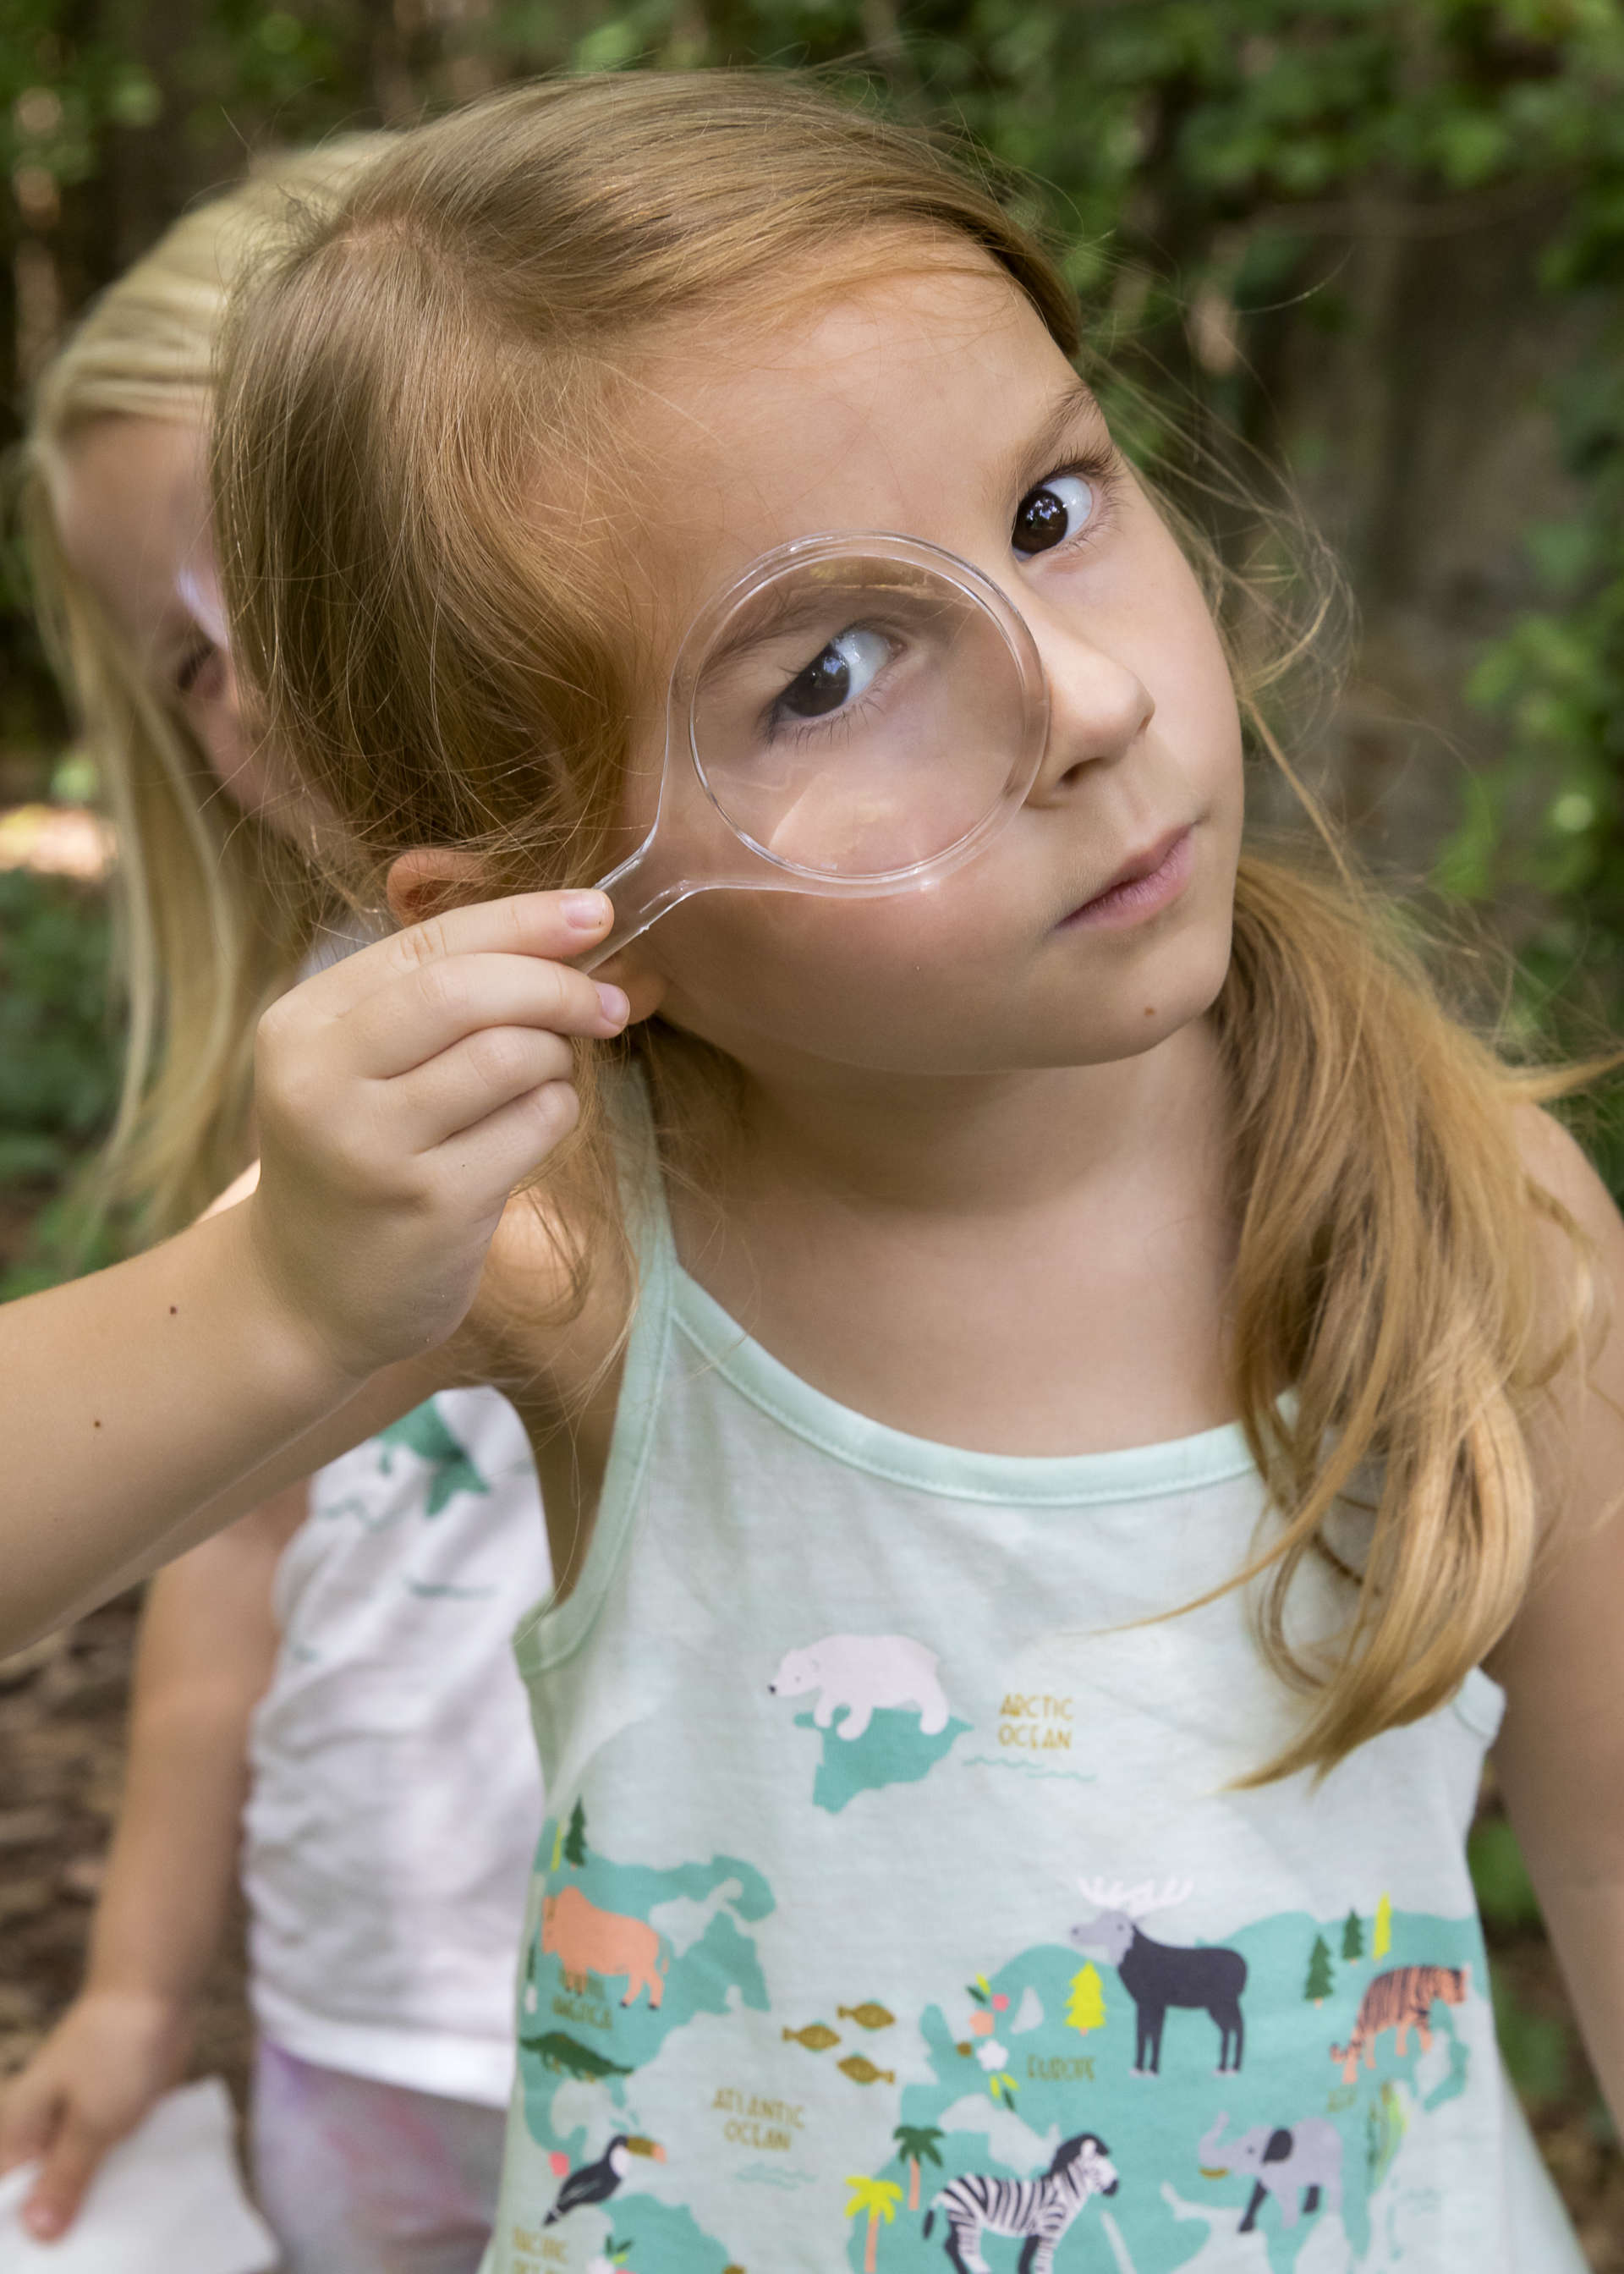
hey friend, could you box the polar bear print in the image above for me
[769,1634,950,1740]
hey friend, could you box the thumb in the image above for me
[24,2111,115,2240]
[0,2071,61,2176]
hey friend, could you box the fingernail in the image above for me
[25,2203,62,2238]
[595,983,630,1027]
[561,891,612,930]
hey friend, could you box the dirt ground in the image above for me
[0,1600,1622,2264]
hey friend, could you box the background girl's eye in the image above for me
[777,626,889,722]
[1012,472,1095,558]
[174,637,220,700]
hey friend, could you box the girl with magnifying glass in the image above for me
[1,69,1617,2270]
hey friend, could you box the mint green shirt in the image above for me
[489,1122,1583,2274]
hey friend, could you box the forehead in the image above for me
[603,244,1090,633]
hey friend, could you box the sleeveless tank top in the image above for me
[489,1132,1583,2272]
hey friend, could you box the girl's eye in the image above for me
[776,626,890,723]
[174,638,220,700]
[1012,472,1095,558]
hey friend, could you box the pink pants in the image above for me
[250,2041,506,2274]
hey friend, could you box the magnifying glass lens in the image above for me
[689,557,1034,878]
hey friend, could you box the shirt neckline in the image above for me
[667,1246,1259,1508]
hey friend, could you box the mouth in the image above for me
[1056,826,1193,932]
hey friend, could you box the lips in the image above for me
[1057,826,1194,931]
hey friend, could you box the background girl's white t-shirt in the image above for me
[243,1387,547,2107]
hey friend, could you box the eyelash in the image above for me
[1013,447,1123,558]
[173,639,214,698]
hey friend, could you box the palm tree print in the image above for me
[845,2174,903,2271]
[892,2123,945,2211]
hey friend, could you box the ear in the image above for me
[386,848,489,929]
[387,849,670,1024]
[588,941,668,1026]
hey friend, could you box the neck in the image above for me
[688,1015,1231,1224]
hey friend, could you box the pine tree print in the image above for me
[1341,1908,1365,1963]
[1304,1933,1335,2007]
[1065,1964,1106,2035]
[564,1799,588,1868]
[1374,1892,1393,1959]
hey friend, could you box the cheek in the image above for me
[643,858,1034,1064]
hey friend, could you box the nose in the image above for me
[1023,612,1154,805]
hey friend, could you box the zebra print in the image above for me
[1331,1962,1470,2083]
[922,2132,1118,2274]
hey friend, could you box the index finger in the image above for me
[296,891,616,1019]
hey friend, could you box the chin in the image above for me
[1051,925,1236,1067]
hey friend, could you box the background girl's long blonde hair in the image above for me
[216,69,1591,1782]
[18,138,389,1238]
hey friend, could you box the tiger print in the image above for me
[1330,1962,1470,2083]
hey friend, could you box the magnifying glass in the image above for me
[578,533,1049,973]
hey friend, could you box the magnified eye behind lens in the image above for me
[774,625,892,727]
[578,530,1049,971]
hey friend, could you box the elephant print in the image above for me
[1198,2112,1343,2233]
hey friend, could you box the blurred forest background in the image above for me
[2,0,1623,2255]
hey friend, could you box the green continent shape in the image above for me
[889,1905,1486,2274]
[519,1848,774,2147]
[793,1707,970,1814]
[608,2194,738,2273]
[375,1398,491,1516]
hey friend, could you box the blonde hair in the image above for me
[217,69,1590,1780]
[19,136,392,1237]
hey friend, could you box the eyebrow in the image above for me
[997,379,1111,506]
[700,578,917,679]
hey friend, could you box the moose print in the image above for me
[1070,1878,1247,2074]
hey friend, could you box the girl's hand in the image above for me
[247,888,626,1380]
[0,1988,193,2238]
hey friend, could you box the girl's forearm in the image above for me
[80,1497,301,2008]
[0,1203,431,1651]
[84,1700,254,2010]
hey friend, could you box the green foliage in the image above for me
[1469,1812,1544,1932]
[0,866,126,1297]
[0,868,118,1187]
[1491,1966,1575,2106]
[1429,318,1624,1193]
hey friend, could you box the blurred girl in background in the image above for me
[0,146,548,2274]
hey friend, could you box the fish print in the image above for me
[838,2055,896,2086]
[782,2023,841,2051]
[838,2002,895,2031]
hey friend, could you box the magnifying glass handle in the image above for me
[574,832,691,975]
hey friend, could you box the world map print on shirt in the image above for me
[508,1797,1491,2273]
